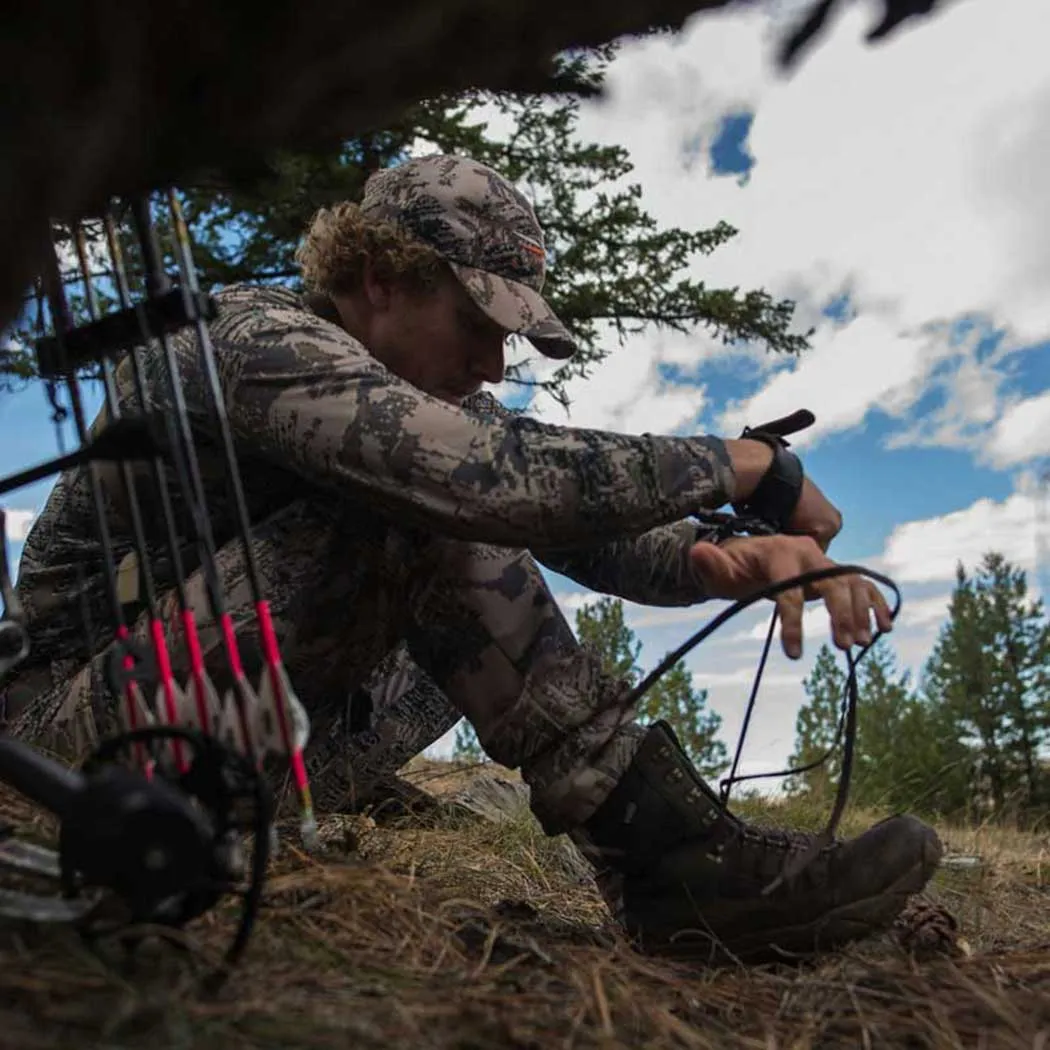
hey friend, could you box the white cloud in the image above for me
[3,510,35,543]
[626,603,723,631]
[896,592,952,630]
[536,0,1050,455]
[740,600,832,644]
[552,590,599,614]
[880,482,1042,584]
[716,312,958,448]
[984,391,1050,468]
[423,724,459,761]
[560,588,727,635]
[524,326,711,435]
[880,327,1042,461]
[701,1,1044,334]
[677,666,802,689]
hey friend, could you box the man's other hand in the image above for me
[689,534,892,660]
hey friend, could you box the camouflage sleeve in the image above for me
[534,519,728,607]
[460,392,726,606]
[156,285,735,550]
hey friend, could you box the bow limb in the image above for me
[0,200,283,984]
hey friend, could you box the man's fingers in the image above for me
[851,580,874,646]
[689,540,738,595]
[847,579,894,646]
[767,536,822,659]
[812,576,858,651]
[800,568,895,651]
[776,586,806,659]
[823,577,894,653]
[868,581,894,634]
[696,533,896,660]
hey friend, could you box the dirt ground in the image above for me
[0,757,1047,1049]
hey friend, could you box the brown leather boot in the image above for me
[580,720,943,964]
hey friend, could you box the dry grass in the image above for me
[1,759,1048,1050]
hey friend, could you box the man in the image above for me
[2,154,941,964]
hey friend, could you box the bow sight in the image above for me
[0,196,315,990]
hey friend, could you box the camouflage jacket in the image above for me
[3,282,734,719]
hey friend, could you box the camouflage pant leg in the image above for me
[310,642,463,811]
[406,539,646,836]
[6,500,455,809]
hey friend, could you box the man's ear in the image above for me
[361,259,394,312]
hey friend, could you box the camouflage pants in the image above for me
[8,497,644,834]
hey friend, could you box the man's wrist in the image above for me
[723,438,776,503]
[732,435,805,530]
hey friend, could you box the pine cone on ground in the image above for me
[892,895,967,959]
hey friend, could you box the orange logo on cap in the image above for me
[514,231,546,262]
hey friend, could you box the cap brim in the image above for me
[449,262,577,360]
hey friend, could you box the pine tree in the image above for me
[922,553,1050,818]
[848,640,970,815]
[845,640,912,809]
[452,721,486,764]
[2,49,811,399]
[786,638,971,817]
[573,595,640,681]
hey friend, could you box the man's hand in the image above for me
[690,534,892,660]
[786,477,844,551]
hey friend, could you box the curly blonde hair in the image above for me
[295,202,446,297]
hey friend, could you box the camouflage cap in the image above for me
[359,154,576,360]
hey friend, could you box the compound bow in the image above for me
[0,198,317,990]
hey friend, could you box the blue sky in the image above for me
[3,0,1049,786]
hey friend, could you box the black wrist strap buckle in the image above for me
[742,409,815,445]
